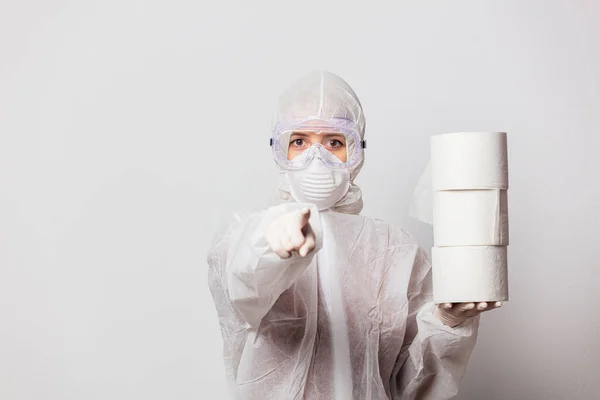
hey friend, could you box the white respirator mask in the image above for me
[284,146,351,210]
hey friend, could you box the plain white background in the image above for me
[1,1,598,399]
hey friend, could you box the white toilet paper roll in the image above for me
[432,246,509,303]
[431,132,508,190]
[433,189,509,246]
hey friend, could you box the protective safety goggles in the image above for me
[270,118,366,171]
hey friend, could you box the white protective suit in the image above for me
[208,71,480,399]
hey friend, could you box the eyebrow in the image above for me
[290,132,311,138]
[321,133,345,140]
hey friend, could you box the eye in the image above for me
[290,138,305,147]
[327,139,344,149]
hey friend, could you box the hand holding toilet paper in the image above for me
[418,132,510,324]
[434,301,503,327]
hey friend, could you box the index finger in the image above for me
[298,207,311,227]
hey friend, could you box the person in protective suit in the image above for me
[208,70,501,399]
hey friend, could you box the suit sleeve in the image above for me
[393,246,480,400]
[210,203,322,329]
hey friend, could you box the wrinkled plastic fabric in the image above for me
[208,203,480,400]
[274,71,366,214]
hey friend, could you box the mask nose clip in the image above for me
[298,144,327,163]
[311,143,326,158]
[309,145,333,167]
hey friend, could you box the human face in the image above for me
[287,131,347,162]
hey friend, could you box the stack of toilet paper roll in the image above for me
[431,132,509,303]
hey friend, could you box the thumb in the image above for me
[298,229,315,257]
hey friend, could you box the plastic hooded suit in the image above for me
[208,71,480,399]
